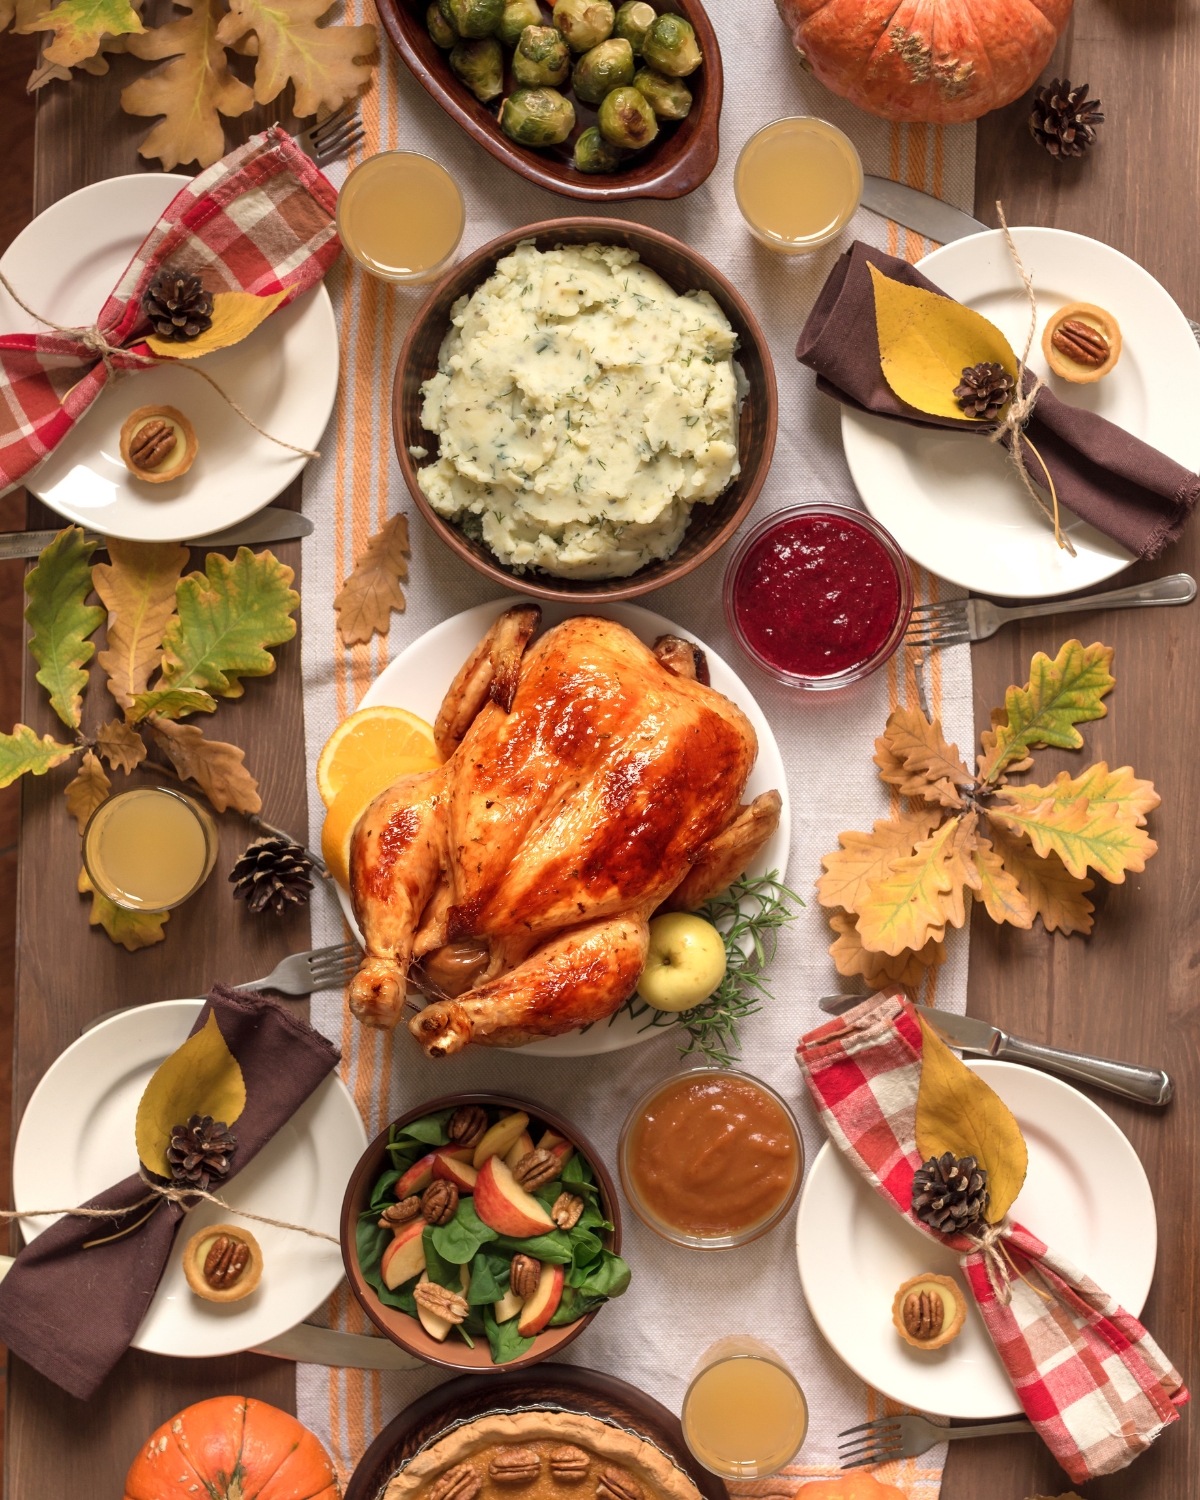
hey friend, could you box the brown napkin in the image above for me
[797,241,1200,560]
[0,985,340,1400]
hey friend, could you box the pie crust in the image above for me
[119,404,199,483]
[891,1271,966,1350]
[383,1411,700,1500]
[182,1223,263,1303]
[1041,301,1122,384]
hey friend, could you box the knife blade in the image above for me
[253,1322,424,1370]
[860,176,989,244]
[816,995,1173,1106]
[0,505,313,561]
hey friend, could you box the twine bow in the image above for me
[964,1215,1054,1309]
[0,268,320,461]
[989,203,1076,557]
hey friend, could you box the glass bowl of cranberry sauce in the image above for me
[724,504,913,690]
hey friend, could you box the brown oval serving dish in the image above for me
[342,1091,623,1373]
[393,217,778,604]
[374,0,721,201]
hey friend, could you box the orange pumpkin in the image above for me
[123,1396,340,1500]
[774,0,1075,124]
[798,1476,907,1500]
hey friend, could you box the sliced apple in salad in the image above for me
[474,1155,556,1237]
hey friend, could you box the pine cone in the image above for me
[911,1151,989,1234]
[167,1114,237,1190]
[953,361,1014,420]
[229,835,315,916]
[1029,78,1104,159]
[143,269,214,342]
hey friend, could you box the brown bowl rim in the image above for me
[373,0,722,203]
[392,216,779,604]
[340,1091,623,1373]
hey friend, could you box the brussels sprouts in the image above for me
[641,12,701,75]
[495,0,542,46]
[632,65,691,119]
[574,125,622,173]
[552,0,614,52]
[438,0,503,39]
[571,37,634,104]
[449,37,505,99]
[513,24,571,86]
[426,0,457,47]
[500,86,577,145]
[613,0,656,55]
[597,84,657,149]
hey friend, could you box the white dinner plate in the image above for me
[842,227,1200,597]
[796,1059,1157,1420]
[12,999,366,1359]
[336,597,791,1057]
[0,174,339,541]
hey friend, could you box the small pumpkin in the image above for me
[774,0,1075,124]
[123,1396,339,1500]
[799,1476,907,1500]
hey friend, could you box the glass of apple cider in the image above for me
[682,1336,808,1478]
[735,116,863,254]
[336,151,465,284]
[83,786,218,912]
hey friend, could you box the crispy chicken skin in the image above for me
[347,608,780,1052]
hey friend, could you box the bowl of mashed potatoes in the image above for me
[394,218,777,601]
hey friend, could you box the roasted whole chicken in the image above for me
[347,607,781,1056]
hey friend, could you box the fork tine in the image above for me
[313,115,362,151]
[307,940,361,964]
[837,1419,901,1438]
[907,600,960,617]
[903,630,972,648]
[309,101,355,141]
[315,126,366,165]
[309,962,359,984]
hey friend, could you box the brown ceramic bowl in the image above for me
[393,218,778,603]
[374,0,722,202]
[341,1092,623,1372]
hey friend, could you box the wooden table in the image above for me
[9,5,1196,1497]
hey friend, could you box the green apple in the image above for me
[637,913,727,1011]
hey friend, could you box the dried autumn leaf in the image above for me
[22,0,144,67]
[64,749,111,833]
[970,837,1035,929]
[997,762,1160,828]
[817,806,942,916]
[146,715,261,813]
[0,724,78,787]
[144,288,286,357]
[982,819,1094,936]
[4,0,49,34]
[215,0,376,117]
[989,786,1157,884]
[93,538,189,708]
[157,546,298,700]
[135,1009,246,1177]
[868,262,1018,421]
[979,703,1033,781]
[78,865,169,951]
[127,687,217,723]
[122,0,254,171]
[24,525,105,731]
[874,706,973,808]
[857,817,966,957]
[829,909,945,991]
[915,1015,1028,1224]
[940,810,983,930]
[978,640,1115,784]
[334,513,410,647]
[96,718,148,774]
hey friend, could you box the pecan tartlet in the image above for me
[119,403,198,482]
[182,1222,263,1303]
[891,1271,966,1350]
[1042,301,1122,384]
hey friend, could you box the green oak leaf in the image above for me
[127,687,217,723]
[24,526,105,731]
[0,724,78,788]
[157,547,298,700]
[21,0,144,67]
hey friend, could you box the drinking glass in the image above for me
[681,1336,808,1478]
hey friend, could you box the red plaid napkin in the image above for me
[796,991,1187,1484]
[0,126,340,492]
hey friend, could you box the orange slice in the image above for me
[321,755,439,890]
[316,704,440,809]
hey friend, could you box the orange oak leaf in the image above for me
[828,909,945,992]
[816,806,942,916]
[22,0,144,68]
[95,718,148,774]
[93,538,189,708]
[969,836,1035,929]
[146,715,261,814]
[983,818,1095,935]
[215,0,376,118]
[334,513,409,647]
[874,706,973,808]
[988,785,1157,883]
[856,816,966,957]
[64,748,111,833]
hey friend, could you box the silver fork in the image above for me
[294,102,365,166]
[838,1413,1035,1467]
[904,572,1196,648]
[236,939,362,995]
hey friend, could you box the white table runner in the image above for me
[298,5,976,1493]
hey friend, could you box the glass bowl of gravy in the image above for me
[619,1069,803,1250]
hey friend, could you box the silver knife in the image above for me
[817,995,1173,1106]
[861,176,988,243]
[0,505,313,560]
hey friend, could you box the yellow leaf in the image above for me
[215,0,376,117]
[970,837,1035,929]
[940,810,983,930]
[93,538,189,707]
[146,715,261,814]
[874,706,973,808]
[982,819,1094,936]
[78,866,169,950]
[978,640,1115,784]
[134,1010,246,1178]
[817,807,942,916]
[857,817,966,957]
[21,0,144,67]
[989,788,1157,883]
[997,762,1160,828]
[334,513,409,647]
[915,1016,1028,1224]
[144,288,286,359]
[0,724,77,787]
[828,909,945,991]
[869,262,1018,421]
[64,749,111,833]
[96,718,148,774]
[123,0,254,171]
